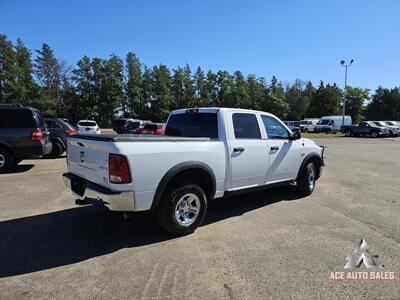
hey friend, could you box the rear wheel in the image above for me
[345,130,352,137]
[156,183,207,236]
[0,148,15,173]
[371,131,378,138]
[50,141,64,158]
[297,162,316,196]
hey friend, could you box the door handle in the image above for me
[233,147,245,152]
[270,146,279,151]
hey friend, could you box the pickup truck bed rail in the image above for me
[71,134,212,142]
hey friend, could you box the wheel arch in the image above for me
[151,161,216,211]
[0,142,16,160]
[296,153,323,182]
[51,137,66,149]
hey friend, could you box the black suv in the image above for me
[0,104,52,172]
[44,118,77,157]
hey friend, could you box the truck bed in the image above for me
[71,134,212,142]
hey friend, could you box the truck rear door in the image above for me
[225,111,268,190]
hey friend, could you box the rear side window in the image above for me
[0,109,37,128]
[165,113,218,138]
[78,121,97,127]
[232,113,261,139]
[45,120,62,128]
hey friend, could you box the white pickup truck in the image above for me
[63,108,324,235]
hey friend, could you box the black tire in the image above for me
[371,131,378,138]
[50,141,64,158]
[389,130,393,137]
[0,147,15,173]
[156,183,207,236]
[326,128,332,134]
[345,130,352,137]
[297,162,316,196]
[304,128,308,133]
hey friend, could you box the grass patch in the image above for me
[101,128,117,134]
[301,132,344,138]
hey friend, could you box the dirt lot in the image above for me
[0,137,399,299]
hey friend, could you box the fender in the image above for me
[295,152,323,181]
[151,161,216,210]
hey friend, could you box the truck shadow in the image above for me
[0,186,304,278]
[0,164,34,174]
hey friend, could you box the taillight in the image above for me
[108,154,131,184]
[66,129,76,135]
[31,129,43,141]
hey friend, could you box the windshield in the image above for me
[78,121,97,127]
[317,119,330,125]
[373,122,384,127]
[165,113,218,138]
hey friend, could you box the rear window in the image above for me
[78,121,97,127]
[144,124,158,130]
[165,113,218,138]
[0,109,37,128]
[114,119,127,125]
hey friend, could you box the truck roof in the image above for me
[171,107,277,117]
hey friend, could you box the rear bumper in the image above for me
[63,173,135,211]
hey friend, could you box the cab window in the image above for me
[232,113,261,139]
[261,115,289,139]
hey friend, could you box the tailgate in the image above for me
[67,137,110,185]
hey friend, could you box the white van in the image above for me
[314,115,352,133]
[300,118,320,132]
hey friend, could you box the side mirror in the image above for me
[291,130,301,140]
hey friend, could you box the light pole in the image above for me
[340,59,354,127]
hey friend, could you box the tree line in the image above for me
[1,34,399,127]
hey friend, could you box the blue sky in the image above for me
[1,0,399,91]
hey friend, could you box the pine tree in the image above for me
[152,64,171,122]
[14,38,38,106]
[182,64,196,107]
[141,65,154,120]
[171,66,184,109]
[0,35,17,103]
[72,56,93,118]
[34,43,62,114]
[193,67,209,106]
[125,52,142,117]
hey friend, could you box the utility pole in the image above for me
[340,59,354,127]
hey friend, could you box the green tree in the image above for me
[141,65,154,119]
[216,70,234,107]
[14,39,38,106]
[246,75,264,111]
[306,81,340,117]
[285,79,309,120]
[182,64,196,107]
[205,70,218,106]
[193,67,209,106]
[151,64,171,121]
[231,71,250,108]
[125,52,142,117]
[72,56,93,119]
[262,76,289,118]
[343,86,369,123]
[34,43,62,114]
[0,35,17,103]
[365,87,400,120]
[171,66,184,109]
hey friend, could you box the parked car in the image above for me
[299,118,320,133]
[314,115,352,133]
[283,121,300,132]
[0,104,52,172]
[63,107,324,235]
[140,123,165,135]
[341,121,389,137]
[112,118,136,134]
[77,120,101,134]
[44,118,77,157]
[126,120,151,134]
[380,121,400,137]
